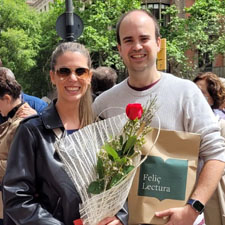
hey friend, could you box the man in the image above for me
[93,10,225,225]
[91,66,118,100]
[0,67,48,124]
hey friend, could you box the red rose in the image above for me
[126,103,143,120]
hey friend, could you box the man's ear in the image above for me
[117,44,122,57]
[3,94,12,103]
[50,70,56,85]
[156,37,161,53]
[3,94,12,101]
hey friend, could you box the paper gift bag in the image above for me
[128,128,201,225]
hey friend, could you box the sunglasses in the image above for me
[56,67,90,80]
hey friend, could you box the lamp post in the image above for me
[65,0,75,41]
[56,0,83,42]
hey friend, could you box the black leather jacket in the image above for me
[2,101,128,225]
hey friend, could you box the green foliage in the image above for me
[87,180,104,194]
[37,0,141,91]
[0,0,42,92]
[5,0,225,94]
[74,0,141,75]
[0,0,141,96]
[26,0,63,97]
[161,0,225,79]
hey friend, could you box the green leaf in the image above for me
[97,158,104,179]
[117,150,123,157]
[87,180,104,194]
[119,135,123,145]
[115,157,127,164]
[107,166,135,189]
[103,143,119,160]
[123,136,137,154]
[108,173,123,189]
[121,140,127,154]
[127,146,135,157]
[123,165,134,175]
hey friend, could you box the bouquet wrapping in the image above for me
[55,100,157,225]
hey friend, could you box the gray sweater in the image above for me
[93,72,225,163]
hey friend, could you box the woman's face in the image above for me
[0,95,12,117]
[50,51,92,105]
[195,79,214,106]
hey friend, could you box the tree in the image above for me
[0,0,42,92]
[73,0,141,81]
[0,0,145,96]
[26,0,63,97]
[27,0,142,96]
[161,0,225,79]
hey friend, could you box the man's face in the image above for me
[117,11,160,75]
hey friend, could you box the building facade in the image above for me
[26,0,54,12]
[142,0,225,77]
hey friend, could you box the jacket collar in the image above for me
[7,102,24,118]
[40,99,64,130]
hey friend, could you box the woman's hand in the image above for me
[97,216,123,225]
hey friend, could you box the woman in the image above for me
[2,42,127,225]
[0,68,36,224]
[194,72,225,225]
[193,72,225,120]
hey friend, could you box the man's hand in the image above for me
[97,216,123,225]
[155,160,224,225]
[16,103,37,118]
[155,205,199,225]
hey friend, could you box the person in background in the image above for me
[220,77,225,110]
[91,66,118,100]
[194,72,225,225]
[0,68,15,124]
[0,67,48,124]
[21,92,48,114]
[0,69,36,225]
[194,72,225,120]
[2,42,127,225]
[93,9,225,225]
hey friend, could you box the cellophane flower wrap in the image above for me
[55,98,157,225]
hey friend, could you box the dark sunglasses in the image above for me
[56,67,90,79]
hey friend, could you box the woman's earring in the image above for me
[51,83,56,89]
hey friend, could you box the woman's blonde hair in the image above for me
[50,42,93,127]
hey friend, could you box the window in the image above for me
[198,51,213,70]
[142,3,170,27]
